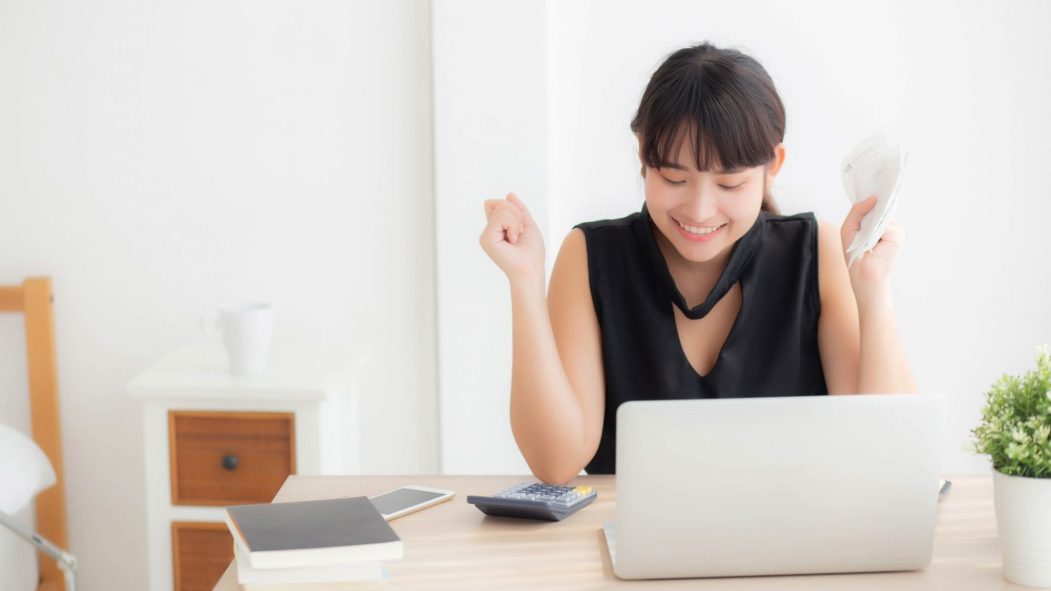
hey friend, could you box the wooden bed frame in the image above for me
[0,277,69,591]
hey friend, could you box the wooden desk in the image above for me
[214,474,1025,590]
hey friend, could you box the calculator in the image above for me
[466,481,597,521]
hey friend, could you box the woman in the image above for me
[479,41,915,484]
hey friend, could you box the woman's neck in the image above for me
[651,222,733,309]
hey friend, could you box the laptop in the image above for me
[605,393,946,579]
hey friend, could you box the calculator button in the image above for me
[467,481,598,521]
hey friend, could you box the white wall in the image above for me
[433,0,547,474]
[0,1,437,589]
[439,0,1051,474]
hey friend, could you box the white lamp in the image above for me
[0,423,77,591]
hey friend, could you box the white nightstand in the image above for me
[128,343,363,591]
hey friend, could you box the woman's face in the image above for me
[643,139,785,267]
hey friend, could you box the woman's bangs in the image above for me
[644,102,774,173]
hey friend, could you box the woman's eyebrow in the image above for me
[656,161,745,174]
[656,161,689,170]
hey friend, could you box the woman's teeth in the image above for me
[676,219,724,235]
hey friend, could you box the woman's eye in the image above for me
[662,176,686,185]
[719,183,744,191]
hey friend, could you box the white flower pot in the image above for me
[993,468,1051,588]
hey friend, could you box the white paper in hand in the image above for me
[840,132,908,267]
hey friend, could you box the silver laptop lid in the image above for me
[613,393,945,579]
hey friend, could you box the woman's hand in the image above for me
[479,192,546,286]
[840,194,905,309]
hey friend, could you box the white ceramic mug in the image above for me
[201,303,274,375]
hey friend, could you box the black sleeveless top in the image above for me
[573,203,829,474]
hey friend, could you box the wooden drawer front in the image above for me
[169,411,296,505]
[172,522,233,591]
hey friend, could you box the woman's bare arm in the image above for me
[480,194,605,484]
[508,229,605,484]
[819,196,917,395]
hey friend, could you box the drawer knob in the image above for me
[221,454,239,471]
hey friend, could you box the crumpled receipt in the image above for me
[840,132,909,267]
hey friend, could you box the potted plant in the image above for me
[972,346,1051,588]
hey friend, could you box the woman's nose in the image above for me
[684,191,719,222]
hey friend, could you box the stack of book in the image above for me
[225,496,402,590]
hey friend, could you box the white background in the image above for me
[1,1,437,588]
[2,0,1050,589]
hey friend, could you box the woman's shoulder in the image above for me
[762,210,818,226]
[762,211,839,248]
[573,209,642,233]
[561,209,648,281]
[570,209,647,258]
[759,210,822,243]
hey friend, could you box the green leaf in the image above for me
[971,346,1051,479]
